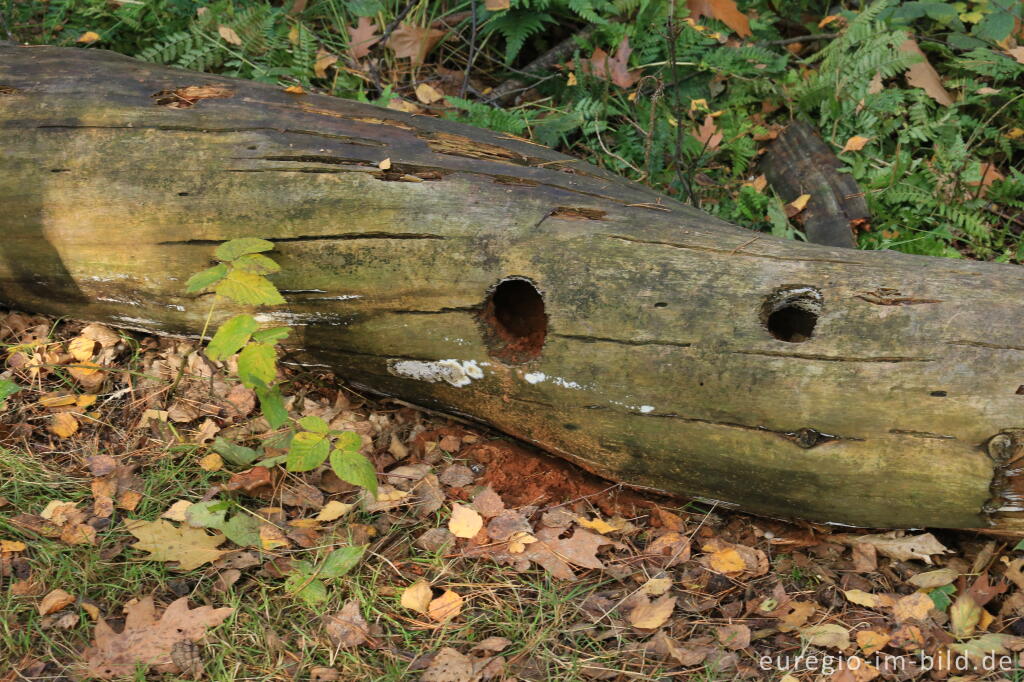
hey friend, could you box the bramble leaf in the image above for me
[257,386,289,429]
[298,415,329,434]
[216,270,285,306]
[215,238,275,262]
[320,545,366,578]
[185,263,228,293]
[334,430,362,452]
[330,448,378,496]
[237,342,276,389]
[287,431,330,472]
[206,314,258,361]
[252,326,291,344]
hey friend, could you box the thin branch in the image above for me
[460,0,478,98]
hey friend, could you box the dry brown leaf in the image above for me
[908,567,957,589]
[314,49,338,79]
[39,589,75,615]
[848,532,950,564]
[472,486,505,518]
[420,647,473,682]
[798,623,851,651]
[218,25,242,46]
[686,0,752,37]
[694,115,723,150]
[900,38,953,106]
[347,16,381,60]
[448,503,483,539]
[50,412,79,438]
[641,576,672,596]
[198,453,223,472]
[856,629,890,656]
[777,601,815,632]
[125,519,227,571]
[628,594,676,629]
[428,589,463,623]
[387,24,446,66]
[485,0,511,9]
[323,600,368,648]
[841,135,871,153]
[401,579,433,615]
[717,623,751,650]
[415,83,445,105]
[0,539,26,551]
[580,37,641,88]
[83,596,233,678]
[283,85,305,95]
[844,589,895,609]
[81,323,120,348]
[892,591,933,623]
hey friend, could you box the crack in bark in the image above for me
[949,340,1024,352]
[29,123,384,146]
[889,429,957,440]
[550,332,692,348]
[732,349,933,363]
[607,234,866,265]
[387,306,481,315]
[158,232,446,246]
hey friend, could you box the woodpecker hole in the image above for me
[762,286,822,343]
[479,277,547,364]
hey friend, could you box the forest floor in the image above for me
[3,310,1024,681]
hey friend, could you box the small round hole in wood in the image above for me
[762,286,822,343]
[479,277,547,364]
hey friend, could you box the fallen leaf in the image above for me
[908,567,958,589]
[378,158,392,170]
[786,193,811,217]
[50,412,79,438]
[316,501,354,521]
[69,336,97,361]
[629,594,676,629]
[283,85,305,95]
[575,515,618,534]
[472,486,505,518]
[856,629,890,656]
[323,600,367,648]
[401,579,433,615]
[485,0,511,9]
[448,503,483,539]
[892,591,934,623]
[841,135,871,153]
[844,589,895,609]
[707,547,745,574]
[387,24,446,66]
[199,453,223,472]
[218,25,242,46]
[900,38,953,106]
[798,623,851,651]
[82,596,233,679]
[77,31,101,43]
[314,49,338,79]
[777,601,815,632]
[950,593,982,638]
[415,83,444,105]
[125,519,228,571]
[581,37,641,88]
[848,532,950,564]
[0,539,26,551]
[39,589,75,615]
[686,0,752,37]
[428,589,463,623]
[718,623,751,650]
[346,16,381,60]
[641,577,673,596]
[421,647,473,682]
[694,115,723,150]
[162,501,193,523]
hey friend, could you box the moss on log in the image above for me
[2,45,1023,530]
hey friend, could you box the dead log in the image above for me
[2,45,1023,531]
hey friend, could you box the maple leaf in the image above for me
[581,37,642,88]
[387,23,446,66]
[687,0,752,38]
[125,518,228,571]
[347,16,380,60]
[694,115,723,151]
[82,596,233,679]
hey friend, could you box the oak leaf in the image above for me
[125,519,227,571]
[347,16,381,60]
[387,24,446,66]
[581,37,641,88]
[82,596,233,679]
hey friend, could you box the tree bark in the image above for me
[2,45,1023,530]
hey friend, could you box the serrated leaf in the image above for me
[185,501,228,529]
[210,437,258,467]
[334,430,362,452]
[220,513,261,547]
[257,386,289,429]
[298,415,330,434]
[206,314,258,361]
[929,584,956,611]
[950,593,982,638]
[252,326,291,344]
[215,238,275,262]
[231,253,281,274]
[287,431,330,472]
[216,270,285,306]
[237,342,276,389]
[329,448,378,496]
[185,263,228,293]
[124,518,227,570]
[320,545,366,578]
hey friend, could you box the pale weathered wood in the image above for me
[2,45,1023,530]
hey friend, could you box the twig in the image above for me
[460,0,478,98]
[666,1,696,205]
[760,32,837,47]
[487,26,595,105]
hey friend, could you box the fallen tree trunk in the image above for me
[2,45,1023,531]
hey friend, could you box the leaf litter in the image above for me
[6,309,1024,679]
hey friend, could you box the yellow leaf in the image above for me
[259,523,289,550]
[789,194,811,212]
[575,515,617,534]
[708,547,745,574]
[818,15,841,27]
[76,394,97,408]
[841,135,871,153]
[199,453,223,472]
[124,518,227,571]
[283,85,305,95]
[377,158,392,170]
[485,0,510,9]
[1,539,26,552]
[39,589,75,615]
[77,31,101,43]
[856,629,890,656]
[68,336,96,362]
[414,83,444,105]
[567,72,577,86]
[288,24,300,45]
[117,490,142,512]
[218,25,242,46]
[161,500,193,522]
[1007,128,1024,140]
[314,50,338,78]
[689,98,708,112]
[844,589,894,608]
[798,623,851,650]
[507,531,537,553]
[40,393,76,408]
[628,594,677,629]
[50,412,79,438]
[316,500,354,521]
[401,579,433,615]
[448,502,483,539]
[892,591,933,623]
[641,577,673,596]
[427,589,463,622]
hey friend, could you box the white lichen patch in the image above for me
[522,372,587,390]
[389,359,484,387]
[524,371,547,384]
[639,405,655,413]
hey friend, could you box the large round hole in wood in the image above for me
[762,286,822,343]
[480,277,547,364]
